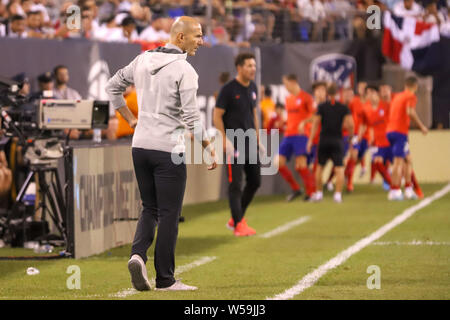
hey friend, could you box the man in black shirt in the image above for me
[213,52,261,237]
[307,83,354,203]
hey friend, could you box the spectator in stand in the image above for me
[393,0,424,17]
[297,0,337,41]
[0,14,28,37]
[94,14,137,42]
[260,85,276,129]
[120,15,138,42]
[30,0,50,26]
[97,0,118,23]
[6,1,26,18]
[324,0,354,39]
[21,0,34,15]
[129,0,151,33]
[423,0,445,24]
[53,65,82,100]
[26,10,44,37]
[139,14,170,42]
[80,0,101,35]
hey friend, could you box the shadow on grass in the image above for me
[175,235,233,257]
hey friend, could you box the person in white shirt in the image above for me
[393,0,424,18]
[30,0,51,25]
[53,65,82,100]
[139,16,170,42]
[2,14,28,38]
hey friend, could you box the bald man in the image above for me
[106,16,217,291]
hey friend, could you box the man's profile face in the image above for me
[282,78,297,95]
[238,58,256,82]
[314,86,327,103]
[183,24,203,56]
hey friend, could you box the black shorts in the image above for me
[317,138,344,167]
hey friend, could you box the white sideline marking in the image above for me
[111,256,217,298]
[373,240,450,246]
[267,183,450,300]
[259,216,311,239]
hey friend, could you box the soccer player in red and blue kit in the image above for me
[364,85,392,187]
[386,76,428,201]
[275,74,316,201]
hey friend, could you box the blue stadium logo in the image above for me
[310,54,357,89]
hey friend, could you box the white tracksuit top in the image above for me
[105,43,207,153]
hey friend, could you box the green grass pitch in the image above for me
[0,183,449,300]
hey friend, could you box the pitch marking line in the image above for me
[259,216,311,239]
[267,183,450,300]
[111,256,217,298]
[372,240,450,246]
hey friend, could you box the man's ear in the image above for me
[177,32,184,43]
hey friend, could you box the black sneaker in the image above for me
[286,190,303,202]
[303,195,311,202]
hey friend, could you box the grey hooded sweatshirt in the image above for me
[105,43,207,153]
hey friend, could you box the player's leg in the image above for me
[345,145,358,192]
[331,139,345,202]
[357,138,368,178]
[241,162,261,215]
[226,159,245,227]
[294,135,315,200]
[387,132,406,200]
[411,170,424,199]
[130,148,158,265]
[313,141,329,201]
[276,138,302,201]
[237,162,261,236]
[404,153,418,200]
[313,165,324,201]
[373,152,392,187]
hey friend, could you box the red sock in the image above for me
[411,170,420,190]
[375,162,391,186]
[370,161,377,182]
[279,166,300,191]
[297,168,314,196]
[346,159,356,184]
[405,182,412,188]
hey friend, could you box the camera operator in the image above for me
[30,72,54,101]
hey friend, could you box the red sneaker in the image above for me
[346,183,354,192]
[415,187,424,199]
[233,221,256,237]
[226,217,247,230]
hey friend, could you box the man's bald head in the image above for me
[169,16,203,56]
[170,16,200,38]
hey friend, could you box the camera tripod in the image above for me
[3,162,67,246]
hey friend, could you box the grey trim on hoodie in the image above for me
[105,43,207,153]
